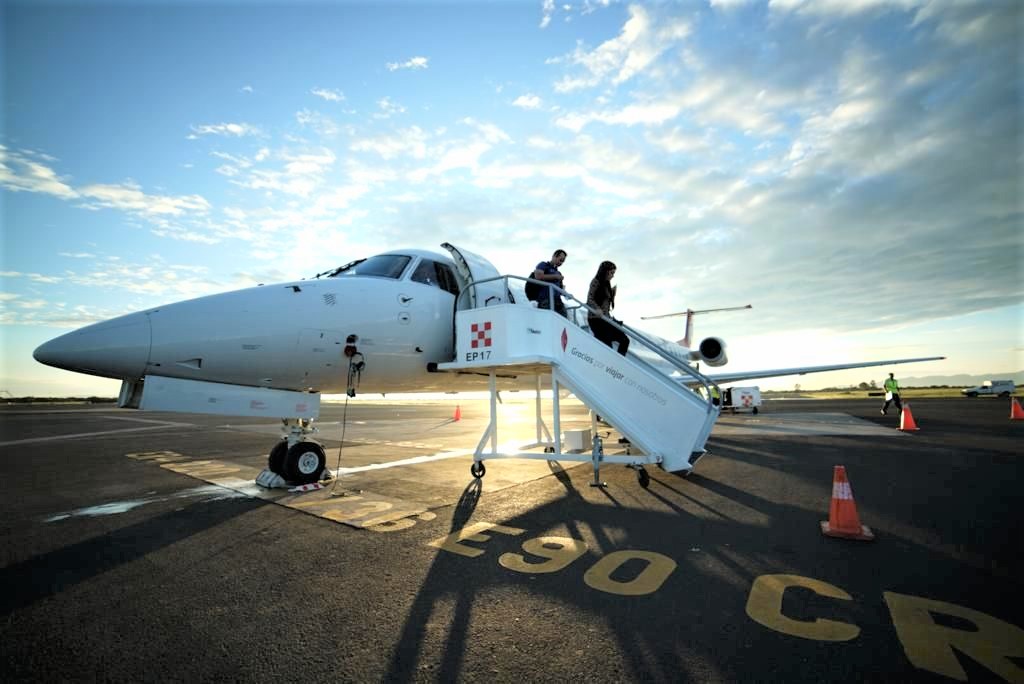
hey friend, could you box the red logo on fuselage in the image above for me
[471,321,492,348]
[561,328,568,351]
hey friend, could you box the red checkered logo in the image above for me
[470,321,492,348]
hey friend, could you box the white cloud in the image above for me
[555,99,681,132]
[645,127,710,154]
[189,122,262,137]
[710,0,755,9]
[231,148,336,198]
[540,0,555,28]
[0,147,78,198]
[373,97,407,119]
[0,270,63,284]
[769,0,924,18]
[311,87,345,102]
[386,56,429,71]
[553,5,691,92]
[351,126,431,160]
[296,109,340,136]
[77,182,211,216]
[241,85,254,93]
[460,118,511,145]
[513,94,543,109]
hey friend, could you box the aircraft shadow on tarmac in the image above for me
[0,497,263,618]
[375,409,1022,682]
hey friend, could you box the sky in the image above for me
[1,0,1021,397]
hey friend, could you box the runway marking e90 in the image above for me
[429,522,677,597]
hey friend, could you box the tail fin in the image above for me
[641,304,751,350]
[677,310,694,348]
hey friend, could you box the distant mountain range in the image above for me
[898,371,1022,387]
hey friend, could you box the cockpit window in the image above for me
[328,255,412,280]
[411,260,459,296]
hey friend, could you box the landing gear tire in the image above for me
[268,440,288,475]
[471,461,486,479]
[637,467,650,489]
[543,446,555,454]
[752,407,759,415]
[285,441,326,484]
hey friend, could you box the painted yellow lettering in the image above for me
[746,574,860,641]
[498,536,588,574]
[428,522,526,558]
[583,550,676,596]
[884,591,1024,682]
[320,501,391,523]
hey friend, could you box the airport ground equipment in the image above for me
[722,386,762,414]
[437,276,720,488]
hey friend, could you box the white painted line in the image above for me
[0,421,194,447]
[322,439,549,475]
[326,449,475,475]
[1,408,133,414]
[103,415,195,426]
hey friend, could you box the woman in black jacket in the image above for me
[587,260,629,356]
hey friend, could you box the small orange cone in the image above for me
[1011,397,1024,420]
[820,465,874,541]
[453,405,462,421]
[899,403,920,431]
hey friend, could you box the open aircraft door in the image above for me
[441,242,510,310]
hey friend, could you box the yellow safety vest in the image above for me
[884,378,899,393]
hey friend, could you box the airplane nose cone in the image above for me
[33,313,152,379]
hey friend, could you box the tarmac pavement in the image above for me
[1,396,1021,682]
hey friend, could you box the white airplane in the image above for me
[33,243,944,486]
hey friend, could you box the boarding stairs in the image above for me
[436,276,720,488]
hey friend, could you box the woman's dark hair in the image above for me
[591,260,617,309]
[594,260,617,281]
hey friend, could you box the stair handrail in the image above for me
[453,275,719,413]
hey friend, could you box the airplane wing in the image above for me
[699,356,946,385]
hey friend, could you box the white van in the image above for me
[960,380,1015,397]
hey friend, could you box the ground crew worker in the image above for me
[711,385,721,406]
[881,372,903,415]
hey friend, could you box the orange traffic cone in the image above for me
[820,465,874,541]
[453,405,462,422]
[1011,398,1024,420]
[899,403,920,431]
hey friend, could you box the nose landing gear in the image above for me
[259,418,329,487]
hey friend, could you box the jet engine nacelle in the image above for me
[690,336,728,367]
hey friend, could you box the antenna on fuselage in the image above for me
[641,304,752,348]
